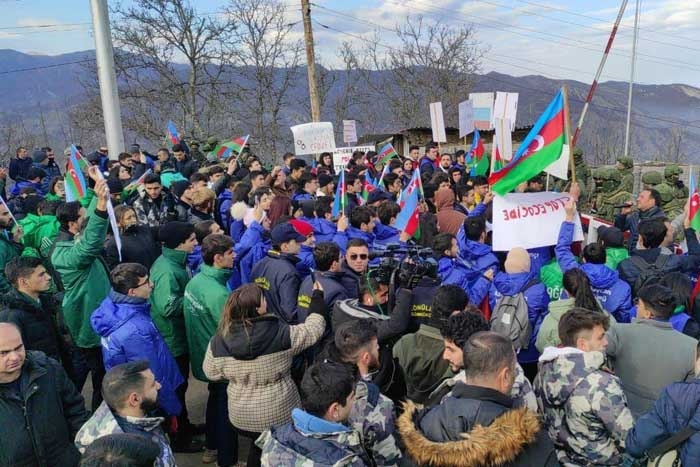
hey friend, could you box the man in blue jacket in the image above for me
[373,201,409,251]
[297,242,348,323]
[456,216,499,292]
[556,201,633,322]
[433,233,491,305]
[346,206,376,247]
[250,221,306,324]
[90,262,184,418]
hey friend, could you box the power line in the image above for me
[311,18,700,131]
[0,22,91,30]
[0,58,94,75]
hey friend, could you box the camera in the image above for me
[369,244,438,290]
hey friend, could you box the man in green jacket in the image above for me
[150,220,200,450]
[51,170,110,410]
[184,233,236,466]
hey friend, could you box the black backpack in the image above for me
[630,254,670,295]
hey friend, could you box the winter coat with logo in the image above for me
[91,290,184,416]
[183,264,231,382]
[0,351,89,467]
[50,210,110,348]
[534,348,634,466]
[540,258,565,301]
[251,250,302,324]
[398,383,559,467]
[0,289,65,362]
[556,221,633,322]
[489,271,550,364]
[203,292,326,432]
[626,379,700,466]
[258,408,370,467]
[149,247,190,357]
[75,401,174,467]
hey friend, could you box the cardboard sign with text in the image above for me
[492,192,584,251]
[291,122,336,156]
[459,100,475,138]
[332,145,375,173]
[342,120,357,143]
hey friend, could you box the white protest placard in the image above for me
[494,117,513,162]
[492,92,519,131]
[291,122,336,156]
[429,102,447,143]
[342,120,357,143]
[544,144,570,180]
[458,100,474,138]
[492,192,584,251]
[332,145,375,173]
[470,92,494,130]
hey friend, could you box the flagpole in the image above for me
[562,85,576,185]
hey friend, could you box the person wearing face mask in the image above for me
[51,170,111,409]
[75,361,177,467]
[90,264,184,420]
[400,331,559,467]
[105,206,161,271]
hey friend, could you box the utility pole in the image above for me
[623,0,641,159]
[301,0,321,122]
[89,0,124,159]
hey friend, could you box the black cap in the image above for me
[597,225,624,248]
[366,190,392,205]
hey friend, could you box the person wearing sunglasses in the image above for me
[340,238,370,299]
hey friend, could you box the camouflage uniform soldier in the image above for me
[597,169,633,221]
[656,183,682,220]
[665,164,688,200]
[348,380,402,466]
[590,167,605,215]
[188,140,207,165]
[641,171,663,190]
[535,308,634,466]
[616,157,635,193]
[201,136,219,162]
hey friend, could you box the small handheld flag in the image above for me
[689,168,700,232]
[167,121,180,145]
[210,135,250,160]
[65,145,88,202]
[332,170,347,218]
[394,180,420,237]
[377,143,399,167]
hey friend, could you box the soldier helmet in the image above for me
[641,171,663,186]
[189,140,200,148]
[600,168,621,182]
[664,164,682,178]
[655,183,674,203]
[616,157,633,169]
[591,167,604,180]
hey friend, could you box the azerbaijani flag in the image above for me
[167,121,180,145]
[377,163,390,188]
[689,170,700,232]
[65,145,88,202]
[394,178,420,237]
[469,130,488,176]
[361,171,376,202]
[211,135,250,159]
[489,89,566,195]
[377,143,399,166]
[492,144,504,173]
[332,170,347,218]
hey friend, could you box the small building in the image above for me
[358,125,535,156]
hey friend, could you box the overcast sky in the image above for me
[1,0,699,86]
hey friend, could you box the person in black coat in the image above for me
[0,324,89,467]
[397,331,560,467]
[296,242,348,328]
[172,143,198,179]
[8,146,33,182]
[104,206,161,270]
[0,257,71,366]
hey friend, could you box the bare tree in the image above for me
[667,126,686,163]
[104,0,237,140]
[225,0,302,160]
[346,15,483,131]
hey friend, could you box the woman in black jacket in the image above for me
[104,205,161,270]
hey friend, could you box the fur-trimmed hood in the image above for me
[398,399,541,467]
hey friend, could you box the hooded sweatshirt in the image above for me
[435,188,466,236]
[534,347,633,466]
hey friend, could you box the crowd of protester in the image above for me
[1,141,700,467]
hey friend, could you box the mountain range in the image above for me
[0,48,698,164]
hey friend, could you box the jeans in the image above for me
[174,354,192,436]
[206,383,238,467]
[70,347,105,411]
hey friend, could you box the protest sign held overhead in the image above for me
[332,145,375,173]
[458,100,475,138]
[492,191,584,251]
[342,120,357,143]
[291,122,336,156]
[469,92,494,130]
[429,102,447,143]
[492,92,519,131]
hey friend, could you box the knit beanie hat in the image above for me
[505,247,531,274]
[159,221,195,249]
[318,173,333,188]
[32,149,48,164]
[170,180,192,199]
[107,178,124,195]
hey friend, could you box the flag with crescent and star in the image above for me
[489,89,566,195]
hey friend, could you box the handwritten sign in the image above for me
[343,120,357,143]
[492,191,584,251]
[332,145,375,173]
[291,122,336,156]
